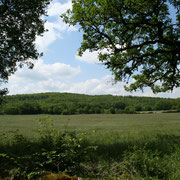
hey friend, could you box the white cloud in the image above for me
[65,75,131,95]
[36,0,77,52]
[47,0,72,16]
[75,47,113,64]
[6,70,180,98]
[6,59,81,94]
[66,75,180,98]
[75,50,100,64]
[17,59,81,80]
[36,22,63,52]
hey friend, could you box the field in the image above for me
[1,113,180,137]
[1,113,180,179]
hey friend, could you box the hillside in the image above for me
[0,92,180,115]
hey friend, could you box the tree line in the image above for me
[0,93,180,115]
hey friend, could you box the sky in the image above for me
[5,0,180,98]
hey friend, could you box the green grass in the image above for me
[1,113,180,179]
[0,113,180,137]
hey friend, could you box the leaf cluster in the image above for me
[62,0,180,93]
[0,0,51,99]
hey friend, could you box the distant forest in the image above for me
[0,93,180,115]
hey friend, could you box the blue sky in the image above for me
[6,0,180,98]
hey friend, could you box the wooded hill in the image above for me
[0,93,180,115]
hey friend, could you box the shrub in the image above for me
[0,116,95,179]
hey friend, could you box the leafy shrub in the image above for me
[0,116,95,179]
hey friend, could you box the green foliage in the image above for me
[38,116,57,141]
[155,100,173,110]
[121,147,168,179]
[62,0,180,93]
[1,92,180,115]
[81,133,180,179]
[1,114,180,179]
[0,0,51,101]
[117,139,180,180]
[0,116,94,179]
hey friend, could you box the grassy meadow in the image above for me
[1,113,180,137]
[1,113,180,179]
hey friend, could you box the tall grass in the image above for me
[0,114,180,179]
[81,132,180,179]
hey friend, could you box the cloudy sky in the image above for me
[5,0,180,98]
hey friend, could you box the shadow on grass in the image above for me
[0,131,92,179]
[91,134,180,162]
[1,132,180,179]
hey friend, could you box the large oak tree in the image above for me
[0,0,51,102]
[62,0,180,93]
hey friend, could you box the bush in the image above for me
[0,116,95,179]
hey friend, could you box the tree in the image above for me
[0,0,51,102]
[113,101,126,110]
[155,100,172,110]
[62,0,180,93]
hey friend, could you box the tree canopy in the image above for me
[1,92,180,115]
[0,0,51,102]
[62,0,180,93]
